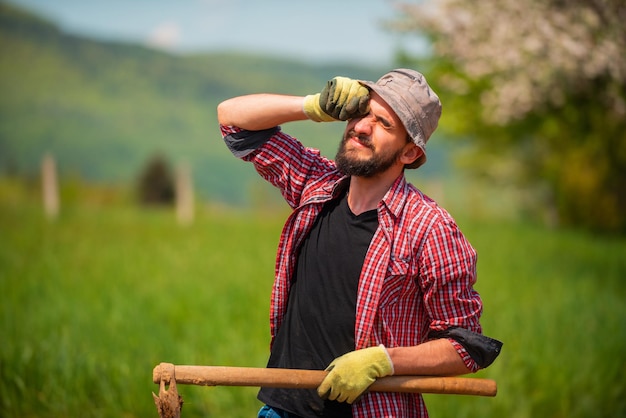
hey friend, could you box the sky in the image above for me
[8,0,427,66]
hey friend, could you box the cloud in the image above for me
[146,21,181,50]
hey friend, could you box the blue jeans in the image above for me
[257,405,302,418]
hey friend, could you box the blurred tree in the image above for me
[137,154,175,206]
[389,0,626,233]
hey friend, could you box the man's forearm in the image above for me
[387,339,471,376]
[217,94,308,130]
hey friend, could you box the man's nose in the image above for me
[352,113,374,133]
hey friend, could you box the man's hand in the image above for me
[317,345,394,404]
[303,76,370,122]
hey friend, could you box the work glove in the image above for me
[317,345,394,404]
[303,76,370,122]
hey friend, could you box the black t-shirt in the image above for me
[258,191,379,417]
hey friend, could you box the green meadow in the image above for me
[1,178,625,418]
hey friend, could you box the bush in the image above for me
[137,154,175,206]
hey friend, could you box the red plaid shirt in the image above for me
[221,125,484,418]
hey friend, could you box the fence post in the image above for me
[175,162,194,226]
[42,153,59,220]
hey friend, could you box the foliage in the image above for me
[137,154,175,206]
[1,177,625,417]
[389,0,626,233]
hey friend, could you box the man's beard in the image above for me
[335,131,403,178]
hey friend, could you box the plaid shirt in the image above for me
[221,125,484,418]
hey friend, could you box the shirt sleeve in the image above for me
[428,327,502,369]
[220,125,279,158]
[219,124,336,209]
[418,216,488,372]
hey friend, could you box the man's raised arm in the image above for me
[217,94,308,131]
[217,77,371,131]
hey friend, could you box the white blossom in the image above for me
[392,0,626,124]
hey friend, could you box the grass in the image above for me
[1,178,625,417]
[424,219,626,418]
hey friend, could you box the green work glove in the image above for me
[317,345,394,404]
[303,76,370,122]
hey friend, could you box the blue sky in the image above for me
[8,0,427,66]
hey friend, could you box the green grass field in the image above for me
[1,178,625,417]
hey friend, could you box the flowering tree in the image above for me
[390,0,626,232]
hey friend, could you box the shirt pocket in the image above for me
[378,255,413,308]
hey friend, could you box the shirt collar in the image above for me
[380,174,409,219]
[328,175,350,198]
[326,173,409,218]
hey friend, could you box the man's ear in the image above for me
[400,143,423,166]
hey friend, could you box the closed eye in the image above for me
[375,115,393,129]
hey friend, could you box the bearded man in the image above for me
[217,69,502,418]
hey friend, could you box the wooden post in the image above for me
[42,153,59,220]
[175,162,194,226]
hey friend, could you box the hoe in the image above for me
[152,362,497,418]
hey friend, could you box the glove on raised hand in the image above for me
[303,76,370,122]
[317,345,394,404]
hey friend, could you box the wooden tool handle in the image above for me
[153,363,497,397]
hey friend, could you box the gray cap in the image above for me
[360,69,442,169]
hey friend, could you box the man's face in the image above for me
[335,92,414,178]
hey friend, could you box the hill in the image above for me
[0,1,448,206]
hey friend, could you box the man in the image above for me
[217,69,502,418]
